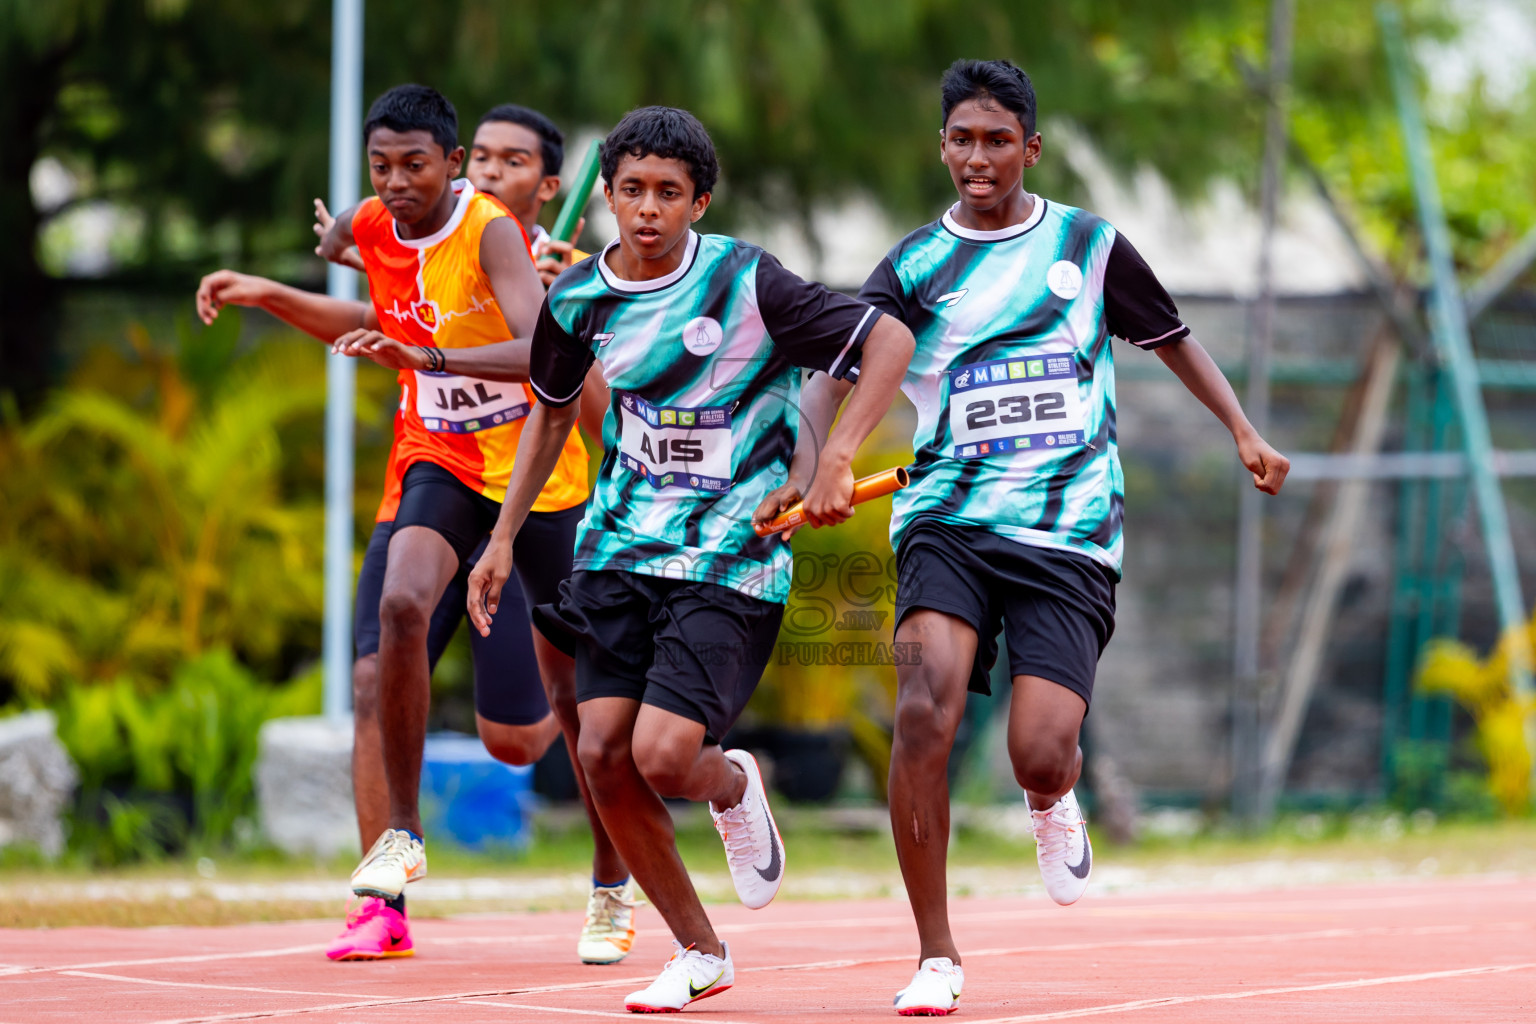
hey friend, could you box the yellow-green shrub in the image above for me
[1415,611,1536,815]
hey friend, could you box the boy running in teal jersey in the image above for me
[467,106,914,1013]
[804,60,1290,1015]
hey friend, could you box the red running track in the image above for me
[2,876,1532,1023]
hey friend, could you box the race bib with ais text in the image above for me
[617,391,733,492]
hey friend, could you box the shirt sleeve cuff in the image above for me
[1129,323,1190,350]
[530,377,584,408]
[828,307,880,380]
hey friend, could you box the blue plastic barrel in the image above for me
[419,732,536,849]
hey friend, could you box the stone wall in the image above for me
[0,711,78,857]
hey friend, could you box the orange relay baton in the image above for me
[754,466,910,537]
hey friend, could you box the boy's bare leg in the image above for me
[377,526,460,835]
[888,609,977,966]
[475,711,561,765]
[350,653,388,850]
[533,633,628,883]
[575,698,744,958]
[629,705,744,809]
[1007,675,1086,809]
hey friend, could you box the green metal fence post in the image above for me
[1380,5,1535,782]
[1381,363,1429,791]
[1409,370,1452,746]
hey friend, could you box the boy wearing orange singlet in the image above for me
[197,88,634,965]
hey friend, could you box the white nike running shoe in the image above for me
[710,749,786,909]
[1029,789,1091,905]
[350,828,427,899]
[624,940,734,1013]
[894,957,964,1016]
[578,879,640,965]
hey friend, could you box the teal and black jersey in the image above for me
[532,230,878,603]
[856,198,1187,578]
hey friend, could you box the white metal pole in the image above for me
[322,0,362,721]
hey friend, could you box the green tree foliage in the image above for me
[0,307,405,859]
[0,314,331,702]
[7,0,1502,399]
[2,0,334,400]
[56,650,320,862]
[0,313,357,859]
[1296,73,1536,276]
[1415,608,1536,816]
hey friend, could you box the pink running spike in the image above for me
[325,897,414,961]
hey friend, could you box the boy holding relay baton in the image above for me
[798,60,1290,1014]
[468,106,913,1014]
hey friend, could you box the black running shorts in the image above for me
[475,500,584,725]
[358,461,586,726]
[392,461,502,564]
[354,518,490,670]
[535,569,783,744]
[894,517,1116,707]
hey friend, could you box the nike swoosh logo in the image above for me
[754,799,782,883]
[1067,835,1091,879]
[689,967,725,998]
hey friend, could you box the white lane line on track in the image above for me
[45,918,1512,996]
[78,920,1528,1023]
[133,979,662,1024]
[11,884,1524,977]
[0,944,330,976]
[461,998,758,1023]
[961,962,1536,1023]
[59,971,375,1000]
[731,920,1528,973]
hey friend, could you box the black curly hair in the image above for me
[941,59,1037,136]
[363,84,459,155]
[600,106,719,198]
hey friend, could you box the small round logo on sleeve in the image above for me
[1046,261,1084,300]
[682,316,724,355]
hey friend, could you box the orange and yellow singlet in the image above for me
[354,179,588,521]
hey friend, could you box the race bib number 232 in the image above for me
[947,355,1086,460]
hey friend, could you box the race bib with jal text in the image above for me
[415,369,531,433]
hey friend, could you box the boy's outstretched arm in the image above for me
[195,270,368,341]
[753,371,854,537]
[466,400,580,635]
[1155,334,1290,495]
[330,328,531,380]
[332,217,551,381]
[800,314,914,525]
